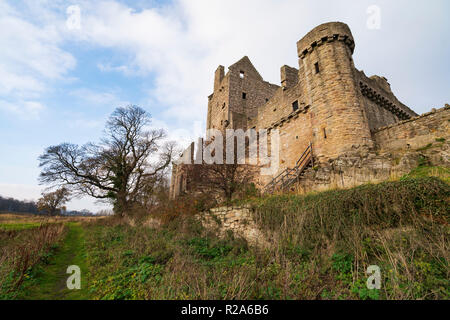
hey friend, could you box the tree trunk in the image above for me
[115,192,129,217]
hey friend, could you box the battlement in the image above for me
[205,21,419,163]
[171,22,443,199]
[373,104,449,133]
[373,104,449,153]
[297,22,355,59]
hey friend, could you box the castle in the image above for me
[170,22,449,198]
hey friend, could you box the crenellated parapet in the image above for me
[297,22,355,59]
[171,21,442,199]
[359,81,411,121]
[373,104,450,133]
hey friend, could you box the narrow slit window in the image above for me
[292,100,299,112]
[242,92,247,99]
[222,103,226,109]
[314,62,320,74]
[239,71,245,79]
[323,128,327,139]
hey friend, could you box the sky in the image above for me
[0,0,449,212]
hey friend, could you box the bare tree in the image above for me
[37,187,71,216]
[186,141,258,202]
[38,105,175,216]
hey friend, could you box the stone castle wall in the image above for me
[200,205,268,247]
[207,57,279,131]
[373,105,450,152]
[296,22,371,163]
[357,70,417,131]
[170,21,447,199]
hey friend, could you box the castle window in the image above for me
[242,92,247,99]
[323,128,327,139]
[292,100,299,112]
[240,71,245,79]
[222,103,226,109]
[314,62,320,74]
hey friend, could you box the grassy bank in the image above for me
[0,223,66,299]
[81,177,448,300]
[2,177,448,300]
[0,222,91,300]
[17,223,90,300]
[248,177,449,299]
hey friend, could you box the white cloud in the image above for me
[97,62,136,76]
[71,0,351,127]
[69,88,127,106]
[0,184,42,203]
[0,99,45,119]
[1,0,448,124]
[70,0,449,131]
[0,183,110,213]
[0,1,75,118]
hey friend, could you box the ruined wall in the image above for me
[171,21,436,198]
[254,83,304,129]
[170,143,194,199]
[200,205,268,246]
[289,105,450,194]
[207,66,230,131]
[251,66,310,179]
[207,57,279,132]
[228,57,279,126]
[207,22,418,167]
[281,65,299,90]
[373,105,450,152]
[256,106,312,186]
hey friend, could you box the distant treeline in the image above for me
[0,195,94,216]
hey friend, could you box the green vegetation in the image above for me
[66,177,450,299]
[0,223,66,299]
[1,173,448,300]
[401,165,450,184]
[84,220,253,299]
[247,177,449,299]
[416,143,434,151]
[17,223,90,300]
[0,222,42,231]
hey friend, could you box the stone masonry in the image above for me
[170,22,448,198]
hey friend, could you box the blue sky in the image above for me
[0,0,449,212]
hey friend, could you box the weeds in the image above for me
[1,175,448,300]
[247,177,449,299]
[0,223,66,299]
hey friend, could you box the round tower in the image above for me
[297,22,373,162]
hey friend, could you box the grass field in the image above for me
[0,174,448,300]
[0,216,97,299]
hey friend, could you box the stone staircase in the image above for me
[263,142,313,194]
